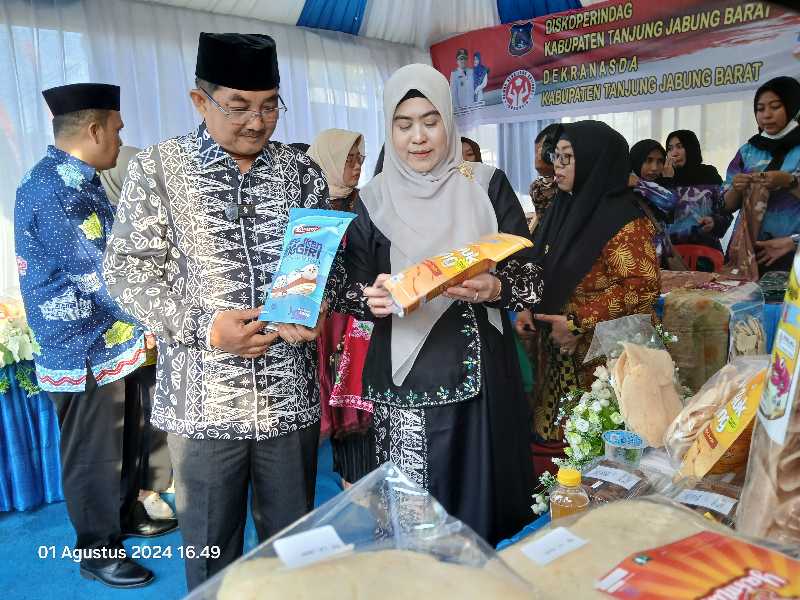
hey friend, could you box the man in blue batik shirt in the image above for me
[15,83,175,589]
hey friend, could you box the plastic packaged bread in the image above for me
[671,480,741,528]
[581,460,653,506]
[383,233,532,317]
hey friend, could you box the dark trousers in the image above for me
[167,423,320,591]
[48,366,152,553]
[137,369,171,492]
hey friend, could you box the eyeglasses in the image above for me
[549,151,573,166]
[201,88,287,125]
[345,154,366,167]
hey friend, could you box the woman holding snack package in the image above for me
[330,64,542,545]
[516,121,660,450]
[306,129,373,486]
[723,75,800,279]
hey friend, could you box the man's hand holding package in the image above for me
[277,301,328,345]
[210,307,279,358]
[365,274,395,318]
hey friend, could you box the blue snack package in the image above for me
[259,208,355,327]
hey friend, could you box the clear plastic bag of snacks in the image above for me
[664,356,768,474]
[583,314,664,364]
[185,463,534,600]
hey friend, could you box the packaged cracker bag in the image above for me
[738,250,800,547]
[665,357,768,480]
[260,208,355,328]
[184,463,534,600]
[383,232,532,317]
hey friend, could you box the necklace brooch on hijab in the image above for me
[458,161,475,181]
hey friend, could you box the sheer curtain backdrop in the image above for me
[0,0,428,294]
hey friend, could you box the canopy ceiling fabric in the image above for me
[138,0,582,48]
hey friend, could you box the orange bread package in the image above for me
[383,233,532,317]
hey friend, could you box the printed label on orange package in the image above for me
[383,233,532,317]
[760,252,800,444]
[596,530,800,599]
[679,370,765,479]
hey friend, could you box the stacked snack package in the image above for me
[737,251,800,547]
[185,463,533,600]
[501,497,800,599]
[671,480,741,528]
[581,459,657,506]
[662,282,766,393]
[664,356,769,480]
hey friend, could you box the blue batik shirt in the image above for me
[15,145,146,392]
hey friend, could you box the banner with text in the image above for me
[431,0,800,127]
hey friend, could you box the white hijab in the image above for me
[307,129,364,199]
[360,63,500,386]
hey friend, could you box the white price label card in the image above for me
[585,465,641,490]
[274,525,352,569]
[676,490,737,516]
[521,527,587,566]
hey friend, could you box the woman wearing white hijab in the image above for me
[307,129,373,487]
[307,129,364,211]
[332,64,542,545]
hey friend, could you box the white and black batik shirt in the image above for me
[104,123,330,440]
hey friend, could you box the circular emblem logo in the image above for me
[502,69,536,111]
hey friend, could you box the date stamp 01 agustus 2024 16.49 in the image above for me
[37,544,221,562]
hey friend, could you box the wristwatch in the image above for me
[791,233,800,246]
[790,174,800,190]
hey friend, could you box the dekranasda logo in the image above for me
[293,224,320,235]
[503,69,536,110]
[701,569,788,600]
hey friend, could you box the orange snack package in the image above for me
[383,233,532,317]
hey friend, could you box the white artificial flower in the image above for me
[591,379,605,393]
[594,366,610,381]
[574,418,590,433]
[591,400,602,413]
[580,393,592,404]
[611,412,624,425]
[600,399,610,407]
[5,335,21,361]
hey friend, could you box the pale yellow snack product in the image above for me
[612,343,683,448]
[217,550,534,600]
[500,499,730,600]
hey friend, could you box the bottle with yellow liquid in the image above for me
[549,468,589,521]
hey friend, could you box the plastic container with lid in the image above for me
[549,468,590,521]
